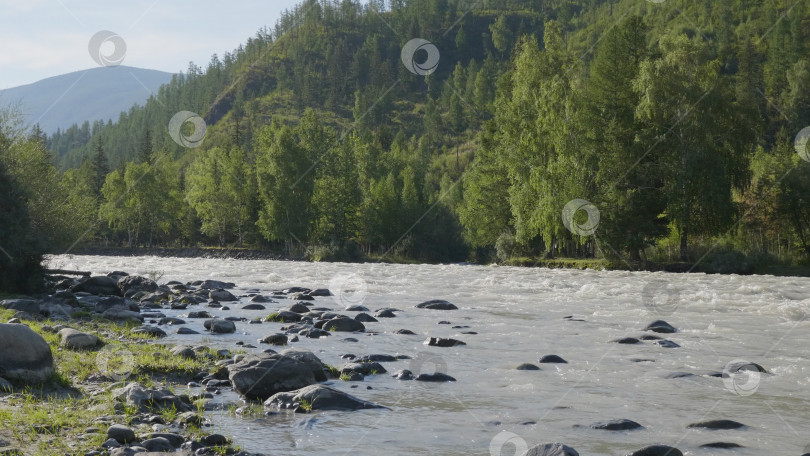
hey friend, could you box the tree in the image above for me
[91,137,110,196]
[0,154,42,293]
[137,129,153,164]
[634,34,753,261]
[311,134,362,244]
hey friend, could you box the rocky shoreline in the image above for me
[0,269,779,456]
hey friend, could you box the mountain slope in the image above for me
[0,66,174,134]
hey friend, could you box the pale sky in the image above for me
[0,0,304,89]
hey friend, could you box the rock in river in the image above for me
[209,289,237,302]
[323,317,365,332]
[525,443,580,456]
[425,337,465,347]
[265,384,385,411]
[590,419,643,431]
[644,320,677,333]
[625,445,683,456]
[204,319,236,334]
[416,299,458,310]
[687,419,746,430]
[539,355,567,364]
[0,323,55,383]
[71,276,122,296]
[228,352,317,400]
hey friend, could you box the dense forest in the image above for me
[2,0,810,272]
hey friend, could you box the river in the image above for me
[48,255,810,455]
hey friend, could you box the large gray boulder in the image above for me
[102,308,143,322]
[199,280,236,290]
[0,299,39,315]
[415,299,458,310]
[227,352,317,400]
[0,323,55,383]
[265,384,385,411]
[279,348,328,381]
[322,317,365,332]
[209,289,237,302]
[71,276,122,296]
[204,319,236,334]
[58,328,100,349]
[118,276,158,295]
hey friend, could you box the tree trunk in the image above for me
[679,227,688,262]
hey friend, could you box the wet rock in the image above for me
[147,433,184,447]
[242,304,266,310]
[375,309,397,318]
[266,311,303,323]
[265,384,386,411]
[613,337,640,344]
[396,329,416,335]
[199,280,236,290]
[345,305,369,312]
[323,317,365,332]
[687,419,746,430]
[700,442,743,449]
[118,276,158,295]
[107,424,137,444]
[639,334,662,340]
[209,289,237,302]
[415,372,456,382]
[354,354,400,363]
[187,311,213,319]
[644,320,677,333]
[725,360,766,373]
[158,317,185,325]
[72,276,122,296]
[354,313,378,323]
[200,434,229,446]
[132,326,167,338]
[250,295,272,303]
[0,323,55,383]
[391,369,414,380]
[416,299,458,310]
[655,340,680,348]
[204,319,236,334]
[260,333,288,346]
[517,363,541,370]
[309,289,331,297]
[228,353,317,400]
[525,443,580,456]
[341,362,387,376]
[625,445,683,456]
[539,355,567,363]
[285,303,311,314]
[664,372,695,379]
[58,328,100,349]
[590,419,643,431]
[177,327,199,335]
[425,337,465,347]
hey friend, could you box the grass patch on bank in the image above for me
[502,257,613,270]
[0,308,227,455]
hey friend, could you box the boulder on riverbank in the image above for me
[228,352,318,400]
[0,323,55,384]
[58,328,100,350]
[71,276,122,296]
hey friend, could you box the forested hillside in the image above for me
[2,0,810,270]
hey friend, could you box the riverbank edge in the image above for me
[59,247,810,277]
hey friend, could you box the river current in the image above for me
[49,255,810,455]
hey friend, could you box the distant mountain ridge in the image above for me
[0,66,174,134]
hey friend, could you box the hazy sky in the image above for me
[0,0,304,89]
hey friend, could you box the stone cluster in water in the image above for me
[0,271,766,455]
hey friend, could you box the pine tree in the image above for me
[91,137,110,197]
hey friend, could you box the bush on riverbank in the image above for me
[0,160,43,294]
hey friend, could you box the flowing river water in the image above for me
[49,255,810,455]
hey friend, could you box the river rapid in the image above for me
[49,255,810,455]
